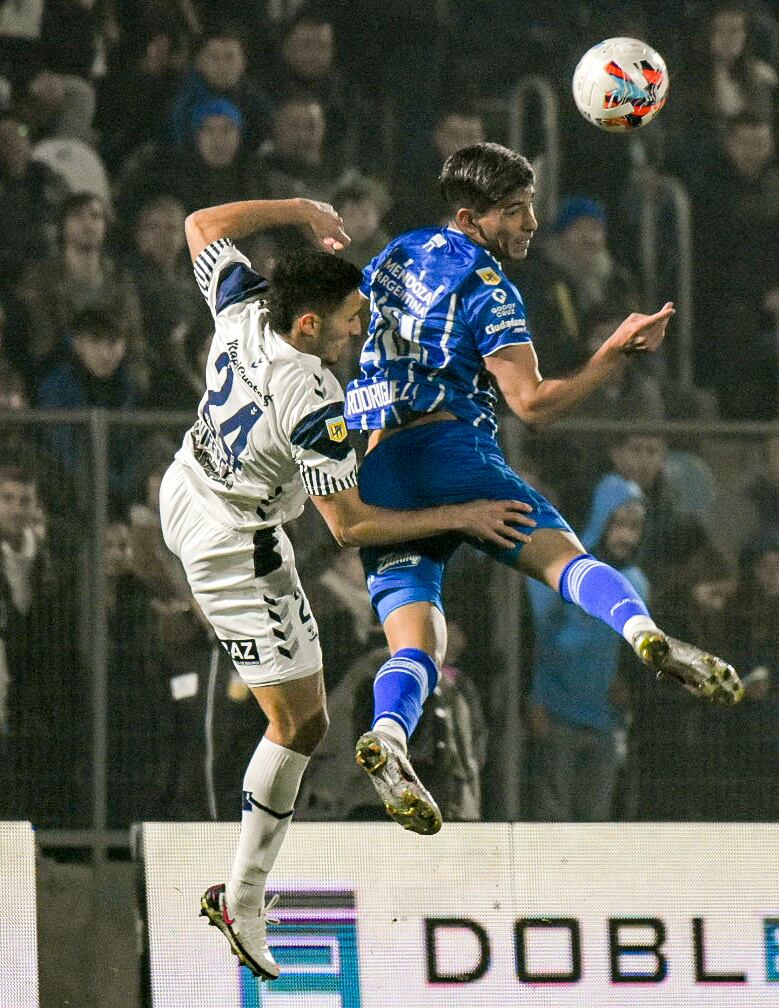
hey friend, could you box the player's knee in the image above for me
[279,703,329,755]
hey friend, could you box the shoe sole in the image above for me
[638,633,744,705]
[355,733,442,835]
[199,894,280,981]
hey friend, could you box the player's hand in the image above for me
[301,199,351,253]
[458,498,536,548]
[609,302,675,355]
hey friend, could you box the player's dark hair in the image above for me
[266,250,361,333]
[439,142,534,214]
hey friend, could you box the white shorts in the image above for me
[159,461,322,687]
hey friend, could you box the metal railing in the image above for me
[3,409,777,856]
[506,75,561,225]
[635,169,695,387]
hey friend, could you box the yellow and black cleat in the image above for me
[632,631,744,705]
[356,731,442,835]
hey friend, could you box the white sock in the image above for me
[226,736,309,912]
[373,716,408,753]
[622,614,660,645]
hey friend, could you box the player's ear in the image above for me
[298,311,320,337]
[454,207,477,235]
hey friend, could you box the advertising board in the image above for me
[137,821,779,1007]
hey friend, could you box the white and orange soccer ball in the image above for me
[572,37,669,132]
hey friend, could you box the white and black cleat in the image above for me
[200,883,280,981]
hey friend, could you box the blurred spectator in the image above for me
[118,98,256,223]
[511,196,642,379]
[711,531,779,819]
[390,104,486,233]
[690,114,779,419]
[607,432,716,574]
[127,440,218,820]
[666,1,778,185]
[745,434,779,536]
[104,516,172,827]
[527,474,647,821]
[570,301,665,421]
[18,191,146,389]
[143,311,211,412]
[0,357,28,462]
[30,129,112,204]
[627,547,738,821]
[36,306,140,507]
[331,170,391,268]
[169,21,270,152]
[302,545,375,694]
[297,621,486,823]
[123,193,205,376]
[257,95,337,205]
[19,68,96,145]
[0,465,82,826]
[271,7,352,163]
[0,111,65,286]
[96,17,188,173]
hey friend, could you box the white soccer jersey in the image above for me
[176,239,358,531]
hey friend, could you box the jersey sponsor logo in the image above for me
[492,288,508,304]
[476,267,501,285]
[374,256,446,315]
[326,416,347,442]
[376,551,422,574]
[219,638,261,663]
[484,318,528,336]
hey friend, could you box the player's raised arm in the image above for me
[485,302,675,428]
[310,486,536,550]
[184,197,350,262]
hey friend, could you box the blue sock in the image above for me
[372,648,439,738]
[559,554,652,638]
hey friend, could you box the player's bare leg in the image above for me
[201,670,328,979]
[356,601,445,835]
[516,527,743,705]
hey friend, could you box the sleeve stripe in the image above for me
[480,336,532,357]
[193,238,235,296]
[299,465,358,496]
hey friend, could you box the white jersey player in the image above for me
[159,196,534,981]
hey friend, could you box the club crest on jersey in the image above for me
[326,417,348,443]
[477,267,501,285]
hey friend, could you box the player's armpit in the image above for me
[310,486,535,549]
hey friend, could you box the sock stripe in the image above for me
[243,790,294,819]
[374,657,430,702]
[564,557,602,606]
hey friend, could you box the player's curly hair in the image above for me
[439,142,534,214]
[265,249,362,334]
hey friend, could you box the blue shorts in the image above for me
[358,420,572,622]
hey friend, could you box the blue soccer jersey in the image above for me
[344,226,533,435]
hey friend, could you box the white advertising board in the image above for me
[1,821,39,1007]
[137,821,779,1007]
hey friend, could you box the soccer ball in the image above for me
[572,37,668,132]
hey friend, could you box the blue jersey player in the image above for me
[346,143,744,835]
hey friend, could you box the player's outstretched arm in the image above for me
[310,486,536,550]
[486,302,675,428]
[184,198,350,262]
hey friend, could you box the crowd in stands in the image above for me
[0,0,776,831]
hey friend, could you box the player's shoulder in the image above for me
[268,344,343,408]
